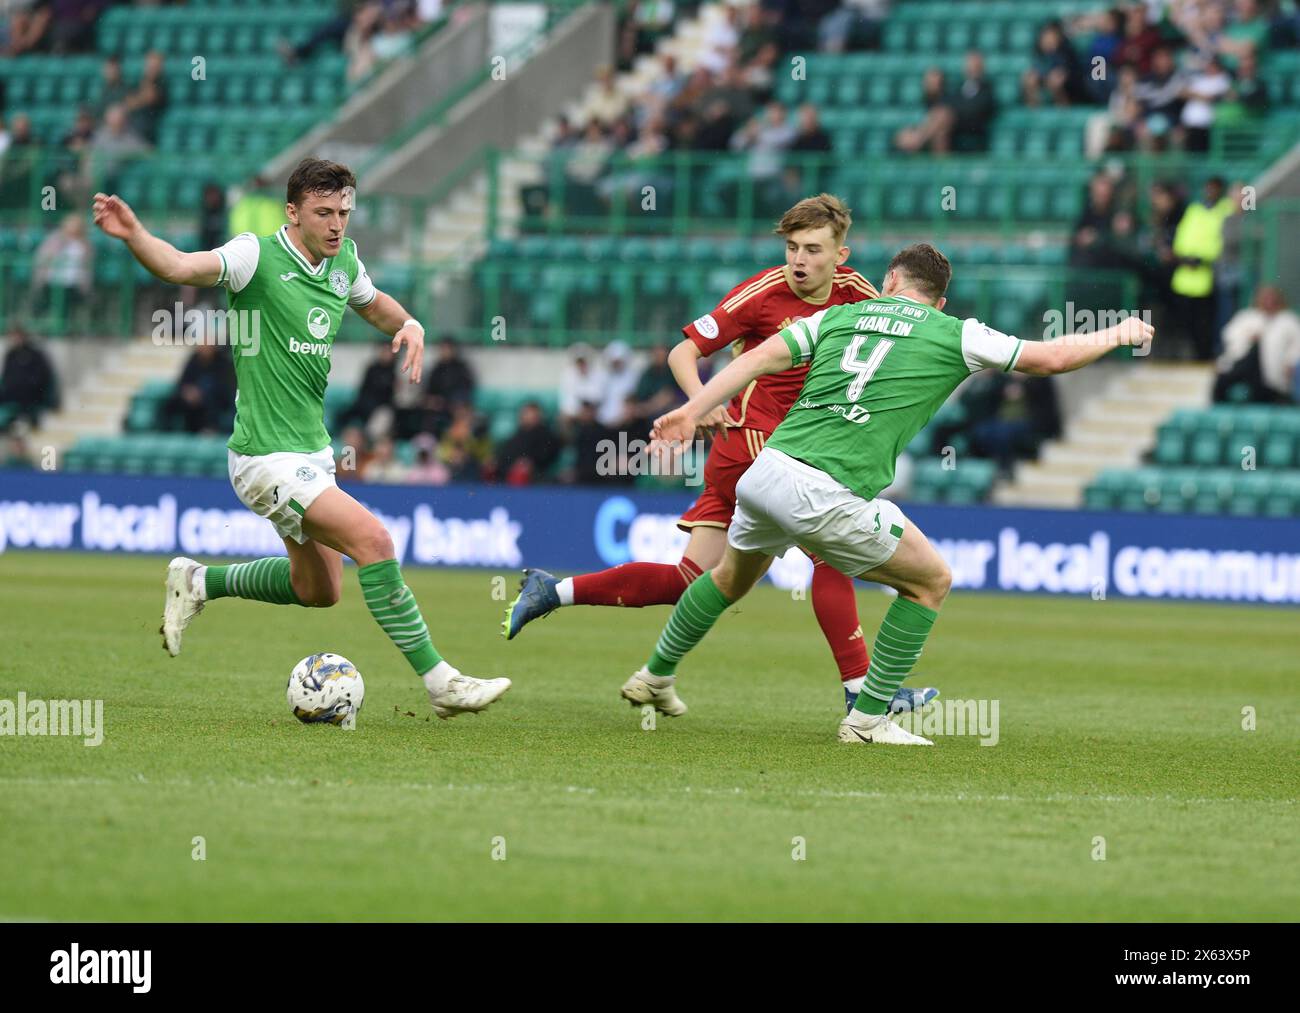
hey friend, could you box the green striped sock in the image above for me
[357,559,442,676]
[853,596,938,716]
[646,572,732,677]
[205,558,303,605]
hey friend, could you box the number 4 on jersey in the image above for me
[839,336,894,423]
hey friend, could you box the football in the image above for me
[286,653,364,729]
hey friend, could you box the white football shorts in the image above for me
[729,446,907,577]
[227,445,337,544]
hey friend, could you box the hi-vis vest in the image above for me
[1171,198,1235,297]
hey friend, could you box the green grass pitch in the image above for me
[1,550,1295,921]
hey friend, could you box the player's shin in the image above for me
[569,556,702,607]
[645,571,732,677]
[810,559,870,682]
[851,596,938,717]
[204,558,304,605]
[356,559,443,676]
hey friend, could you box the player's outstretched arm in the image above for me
[91,192,222,286]
[653,333,792,445]
[668,338,734,436]
[1015,316,1154,376]
[353,291,425,385]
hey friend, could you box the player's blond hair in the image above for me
[774,194,853,247]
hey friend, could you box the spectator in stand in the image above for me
[598,340,640,428]
[1213,285,1300,403]
[94,55,131,118]
[1022,20,1086,106]
[948,51,997,151]
[1072,7,1125,102]
[1170,176,1238,360]
[559,343,606,426]
[729,101,797,185]
[1102,64,1143,151]
[423,335,475,408]
[0,326,56,427]
[1218,46,1270,125]
[819,0,889,53]
[1178,53,1232,151]
[282,0,358,66]
[0,430,34,467]
[741,40,780,92]
[407,437,451,485]
[48,0,111,53]
[1138,180,1186,327]
[125,50,168,145]
[631,343,682,425]
[229,176,285,238]
[422,336,476,435]
[335,425,372,482]
[60,107,97,157]
[343,2,384,83]
[438,404,491,482]
[1115,5,1162,74]
[967,373,1062,474]
[1219,0,1270,68]
[1134,46,1185,150]
[361,436,409,483]
[496,401,561,485]
[586,65,629,128]
[698,2,741,74]
[893,67,949,153]
[5,111,35,151]
[790,103,832,153]
[896,53,995,154]
[0,113,40,208]
[86,104,149,186]
[619,0,677,68]
[159,344,235,434]
[569,399,621,485]
[337,340,396,434]
[197,183,227,253]
[32,215,93,324]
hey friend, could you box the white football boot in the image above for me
[424,667,512,719]
[161,556,204,657]
[837,712,933,746]
[620,667,687,717]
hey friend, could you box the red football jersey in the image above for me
[681,264,879,434]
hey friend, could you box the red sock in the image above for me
[811,558,870,682]
[573,556,703,607]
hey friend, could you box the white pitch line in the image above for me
[0,775,1292,808]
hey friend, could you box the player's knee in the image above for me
[927,562,953,605]
[355,527,395,566]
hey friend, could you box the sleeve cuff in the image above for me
[1003,339,1024,372]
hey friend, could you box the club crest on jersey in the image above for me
[693,313,720,339]
[296,466,317,483]
[307,307,331,340]
[328,268,349,298]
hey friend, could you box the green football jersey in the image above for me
[769,295,1024,500]
[215,225,376,456]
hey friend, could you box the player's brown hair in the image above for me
[286,158,357,206]
[774,193,852,246]
[886,243,952,301]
